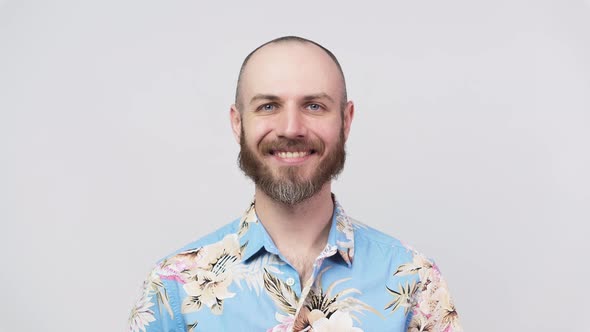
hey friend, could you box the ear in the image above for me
[230,104,242,144]
[342,100,355,141]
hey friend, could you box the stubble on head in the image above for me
[235,36,348,112]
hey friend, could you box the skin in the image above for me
[230,41,354,282]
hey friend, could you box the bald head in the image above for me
[234,36,347,111]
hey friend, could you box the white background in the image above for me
[1,1,589,331]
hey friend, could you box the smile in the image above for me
[275,151,310,159]
[267,149,317,164]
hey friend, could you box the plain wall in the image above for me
[1,0,589,331]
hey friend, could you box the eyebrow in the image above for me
[249,93,335,105]
[302,93,335,103]
[249,94,281,105]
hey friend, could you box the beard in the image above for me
[238,125,346,206]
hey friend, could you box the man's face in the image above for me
[231,42,354,205]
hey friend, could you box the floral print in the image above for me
[128,197,462,331]
[385,280,420,315]
[128,266,175,332]
[267,313,296,332]
[263,266,380,331]
[310,310,363,332]
[180,234,242,315]
[387,250,461,332]
[128,293,156,332]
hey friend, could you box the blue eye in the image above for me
[259,104,276,112]
[307,103,322,111]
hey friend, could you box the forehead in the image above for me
[240,42,343,103]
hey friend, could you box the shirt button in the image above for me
[286,277,295,286]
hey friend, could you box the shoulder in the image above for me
[348,217,464,328]
[156,217,242,264]
[350,217,437,269]
[350,217,404,247]
[128,218,245,331]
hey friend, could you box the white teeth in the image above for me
[277,151,309,159]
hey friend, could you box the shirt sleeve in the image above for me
[407,260,463,332]
[128,266,180,332]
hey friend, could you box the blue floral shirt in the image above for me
[129,198,462,332]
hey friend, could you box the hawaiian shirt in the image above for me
[128,198,462,332]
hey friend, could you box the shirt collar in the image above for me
[237,195,355,267]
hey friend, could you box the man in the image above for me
[128,36,462,332]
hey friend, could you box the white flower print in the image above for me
[181,234,242,315]
[310,310,363,332]
[399,249,463,332]
[128,294,156,332]
[128,265,174,332]
[393,253,433,281]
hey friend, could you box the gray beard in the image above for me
[257,166,319,205]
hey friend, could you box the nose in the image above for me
[276,103,307,138]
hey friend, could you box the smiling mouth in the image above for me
[270,150,316,159]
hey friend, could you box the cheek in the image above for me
[242,121,272,148]
[315,122,343,145]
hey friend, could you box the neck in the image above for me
[254,183,334,259]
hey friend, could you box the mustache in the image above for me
[259,137,325,154]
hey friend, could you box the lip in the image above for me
[270,151,315,165]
